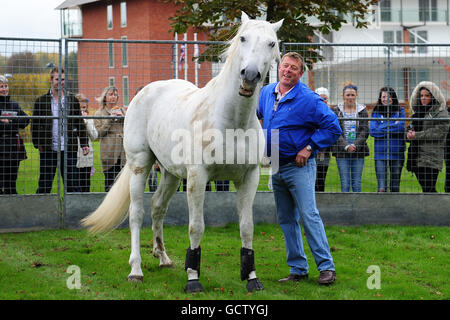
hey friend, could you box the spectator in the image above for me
[369,87,405,192]
[406,81,449,193]
[445,110,450,193]
[0,75,29,194]
[257,52,341,285]
[31,67,89,193]
[332,81,370,192]
[94,86,126,192]
[205,180,230,191]
[75,93,98,192]
[314,87,332,192]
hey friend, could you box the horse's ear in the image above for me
[241,12,250,23]
[272,19,284,32]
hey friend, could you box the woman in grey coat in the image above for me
[406,81,450,192]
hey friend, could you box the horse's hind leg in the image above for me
[127,153,153,282]
[151,168,180,267]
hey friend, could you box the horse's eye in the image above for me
[240,36,246,42]
[269,41,275,48]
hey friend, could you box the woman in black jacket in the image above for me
[0,75,29,194]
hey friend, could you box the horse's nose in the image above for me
[241,68,261,83]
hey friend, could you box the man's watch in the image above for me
[306,145,313,152]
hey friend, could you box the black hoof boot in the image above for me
[184,279,204,293]
[247,278,264,292]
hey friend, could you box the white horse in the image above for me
[82,12,283,293]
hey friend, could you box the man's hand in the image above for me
[295,147,311,167]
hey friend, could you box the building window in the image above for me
[417,30,428,54]
[380,0,391,22]
[121,2,127,27]
[419,0,438,22]
[108,39,114,68]
[109,77,115,86]
[122,76,129,106]
[122,36,128,67]
[107,4,113,30]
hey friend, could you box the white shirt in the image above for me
[51,91,65,151]
[273,83,295,111]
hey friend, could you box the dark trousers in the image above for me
[446,158,450,193]
[179,179,230,192]
[315,164,329,192]
[445,141,450,193]
[79,166,92,192]
[414,167,439,193]
[0,158,20,194]
[207,180,230,191]
[104,157,122,192]
[37,150,80,193]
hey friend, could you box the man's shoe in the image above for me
[318,270,336,285]
[278,274,308,283]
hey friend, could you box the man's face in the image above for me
[51,72,65,92]
[278,56,303,89]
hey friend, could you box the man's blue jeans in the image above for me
[271,159,335,276]
[336,158,365,192]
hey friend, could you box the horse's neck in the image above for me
[211,67,259,130]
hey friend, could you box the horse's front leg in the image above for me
[184,167,208,293]
[128,169,149,282]
[235,166,264,292]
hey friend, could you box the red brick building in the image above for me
[57,0,210,109]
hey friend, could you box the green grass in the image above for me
[0,224,448,300]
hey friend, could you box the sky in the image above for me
[3,0,63,39]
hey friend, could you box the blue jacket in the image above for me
[257,81,342,164]
[369,108,406,160]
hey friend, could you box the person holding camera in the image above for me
[94,86,126,192]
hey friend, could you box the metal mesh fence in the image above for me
[0,38,449,194]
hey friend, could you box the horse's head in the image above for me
[233,12,283,97]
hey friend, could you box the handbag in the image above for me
[76,137,94,168]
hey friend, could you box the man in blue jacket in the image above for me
[257,52,341,285]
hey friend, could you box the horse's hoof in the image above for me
[247,278,264,292]
[184,280,204,293]
[127,275,144,282]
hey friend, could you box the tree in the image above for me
[165,0,379,66]
[5,51,39,74]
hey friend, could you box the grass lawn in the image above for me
[0,223,448,300]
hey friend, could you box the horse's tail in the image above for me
[81,164,132,234]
